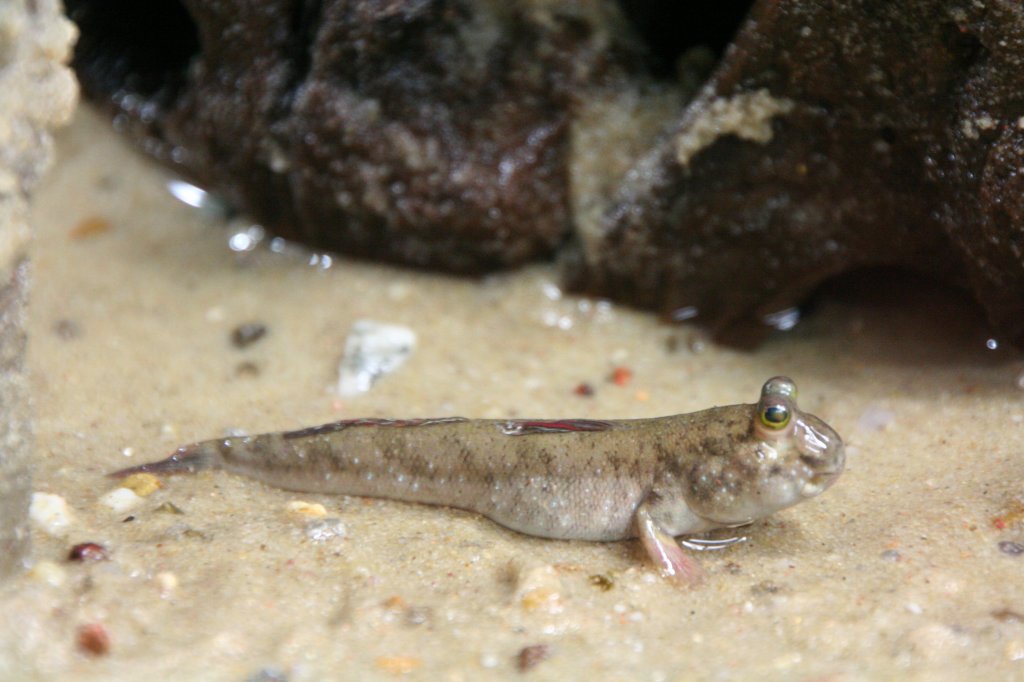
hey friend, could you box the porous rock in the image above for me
[69,0,641,271]
[68,1,1024,346]
[0,0,78,579]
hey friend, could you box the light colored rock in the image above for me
[99,487,143,514]
[0,0,77,579]
[28,492,72,537]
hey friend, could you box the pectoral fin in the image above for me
[635,501,703,586]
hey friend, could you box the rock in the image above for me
[567,1,1024,347]
[0,0,77,579]
[67,1,1024,346]
[68,0,638,271]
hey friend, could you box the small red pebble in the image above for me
[609,367,632,386]
[994,518,1008,530]
[77,622,111,656]
[68,542,109,562]
[573,382,595,397]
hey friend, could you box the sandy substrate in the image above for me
[2,108,1024,680]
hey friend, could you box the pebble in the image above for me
[69,215,112,239]
[235,361,261,377]
[375,656,421,674]
[880,549,902,562]
[77,622,111,656]
[404,606,431,627]
[28,560,66,587]
[304,518,347,542]
[29,492,72,537]
[609,366,633,386]
[155,571,179,597]
[99,487,143,514]
[52,318,82,340]
[286,500,327,517]
[516,644,550,672]
[68,542,109,562]
[514,565,564,614]
[231,322,268,349]
[998,541,1024,556]
[992,608,1024,623]
[338,320,416,396]
[118,472,162,497]
[573,382,595,397]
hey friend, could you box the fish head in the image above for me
[681,376,845,528]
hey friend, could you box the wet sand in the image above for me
[3,108,1024,680]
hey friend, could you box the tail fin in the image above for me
[108,444,212,478]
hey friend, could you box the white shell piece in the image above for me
[337,320,416,396]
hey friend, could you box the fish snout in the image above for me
[795,414,845,497]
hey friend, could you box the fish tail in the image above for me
[108,443,214,478]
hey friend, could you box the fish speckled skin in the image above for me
[114,377,844,583]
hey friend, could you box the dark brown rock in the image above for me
[68,0,640,272]
[67,1,1024,347]
[569,1,1024,347]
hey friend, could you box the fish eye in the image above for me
[760,403,791,430]
[761,376,797,400]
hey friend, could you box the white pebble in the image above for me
[305,518,347,542]
[29,492,73,537]
[155,571,179,597]
[100,487,143,514]
[337,320,416,396]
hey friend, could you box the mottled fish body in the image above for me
[115,377,844,583]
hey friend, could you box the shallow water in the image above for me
[4,108,1023,680]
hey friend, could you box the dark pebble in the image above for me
[516,644,550,672]
[992,607,1024,623]
[231,322,267,349]
[573,382,595,397]
[998,541,1024,556]
[588,574,614,591]
[235,361,261,378]
[68,542,108,562]
[53,318,82,340]
[77,622,111,656]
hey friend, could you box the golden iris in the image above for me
[760,403,791,429]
